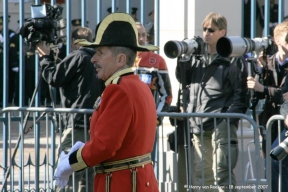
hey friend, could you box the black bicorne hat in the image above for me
[75,12,158,52]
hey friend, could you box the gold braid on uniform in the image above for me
[131,168,137,192]
[105,67,134,86]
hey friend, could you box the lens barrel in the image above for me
[164,39,199,59]
[164,40,188,59]
[216,36,255,57]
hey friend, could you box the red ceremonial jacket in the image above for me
[69,68,159,192]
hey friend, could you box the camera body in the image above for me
[164,36,205,59]
[20,4,63,47]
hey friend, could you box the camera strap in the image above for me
[202,65,217,83]
[201,61,224,84]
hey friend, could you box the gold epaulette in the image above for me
[104,67,134,87]
[111,77,120,84]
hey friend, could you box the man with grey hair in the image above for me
[51,13,160,192]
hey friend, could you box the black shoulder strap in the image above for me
[201,63,219,83]
[201,59,230,84]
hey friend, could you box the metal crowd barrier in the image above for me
[265,115,285,192]
[0,107,270,192]
[157,112,268,192]
[0,107,94,192]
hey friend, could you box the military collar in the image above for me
[105,67,134,87]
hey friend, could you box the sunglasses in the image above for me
[203,28,216,33]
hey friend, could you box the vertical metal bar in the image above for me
[35,0,40,108]
[97,0,102,24]
[50,115,56,189]
[140,0,145,25]
[111,0,117,12]
[3,0,9,108]
[1,115,8,191]
[183,1,192,191]
[263,0,270,36]
[81,0,86,28]
[1,0,9,176]
[84,114,88,192]
[72,116,76,190]
[46,113,50,190]
[242,0,244,37]
[66,1,72,55]
[34,1,41,190]
[278,0,284,23]
[8,112,12,191]
[19,0,25,108]
[251,0,256,38]
[35,113,40,191]
[20,113,24,191]
[184,0,188,38]
[126,0,131,14]
[154,0,159,49]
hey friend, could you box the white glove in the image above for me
[69,141,85,155]
[54,151,74,188]
[54,141,85,188]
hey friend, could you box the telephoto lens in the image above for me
[164,37,204,59]
[164,39,198,59]
[216,36,272,57]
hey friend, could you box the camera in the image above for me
[164,36,204,59]
[19,4,63,49]
[270,136,288,161]
[216,36,274,58]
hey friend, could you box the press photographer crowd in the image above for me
[1,1,288,192]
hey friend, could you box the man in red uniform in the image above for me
[53,12,160,192]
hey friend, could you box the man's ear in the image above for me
[116,54,127,67]
[221,29,227,36]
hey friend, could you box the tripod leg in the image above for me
[24,112,47,134]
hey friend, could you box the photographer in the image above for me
[36,27,104,192]
[175,12,248,191]
[263,21,288,192]
[247,25,287,157]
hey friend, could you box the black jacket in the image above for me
[176,55,248,133]
[39,47,105,129]
[256,54,288,155]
